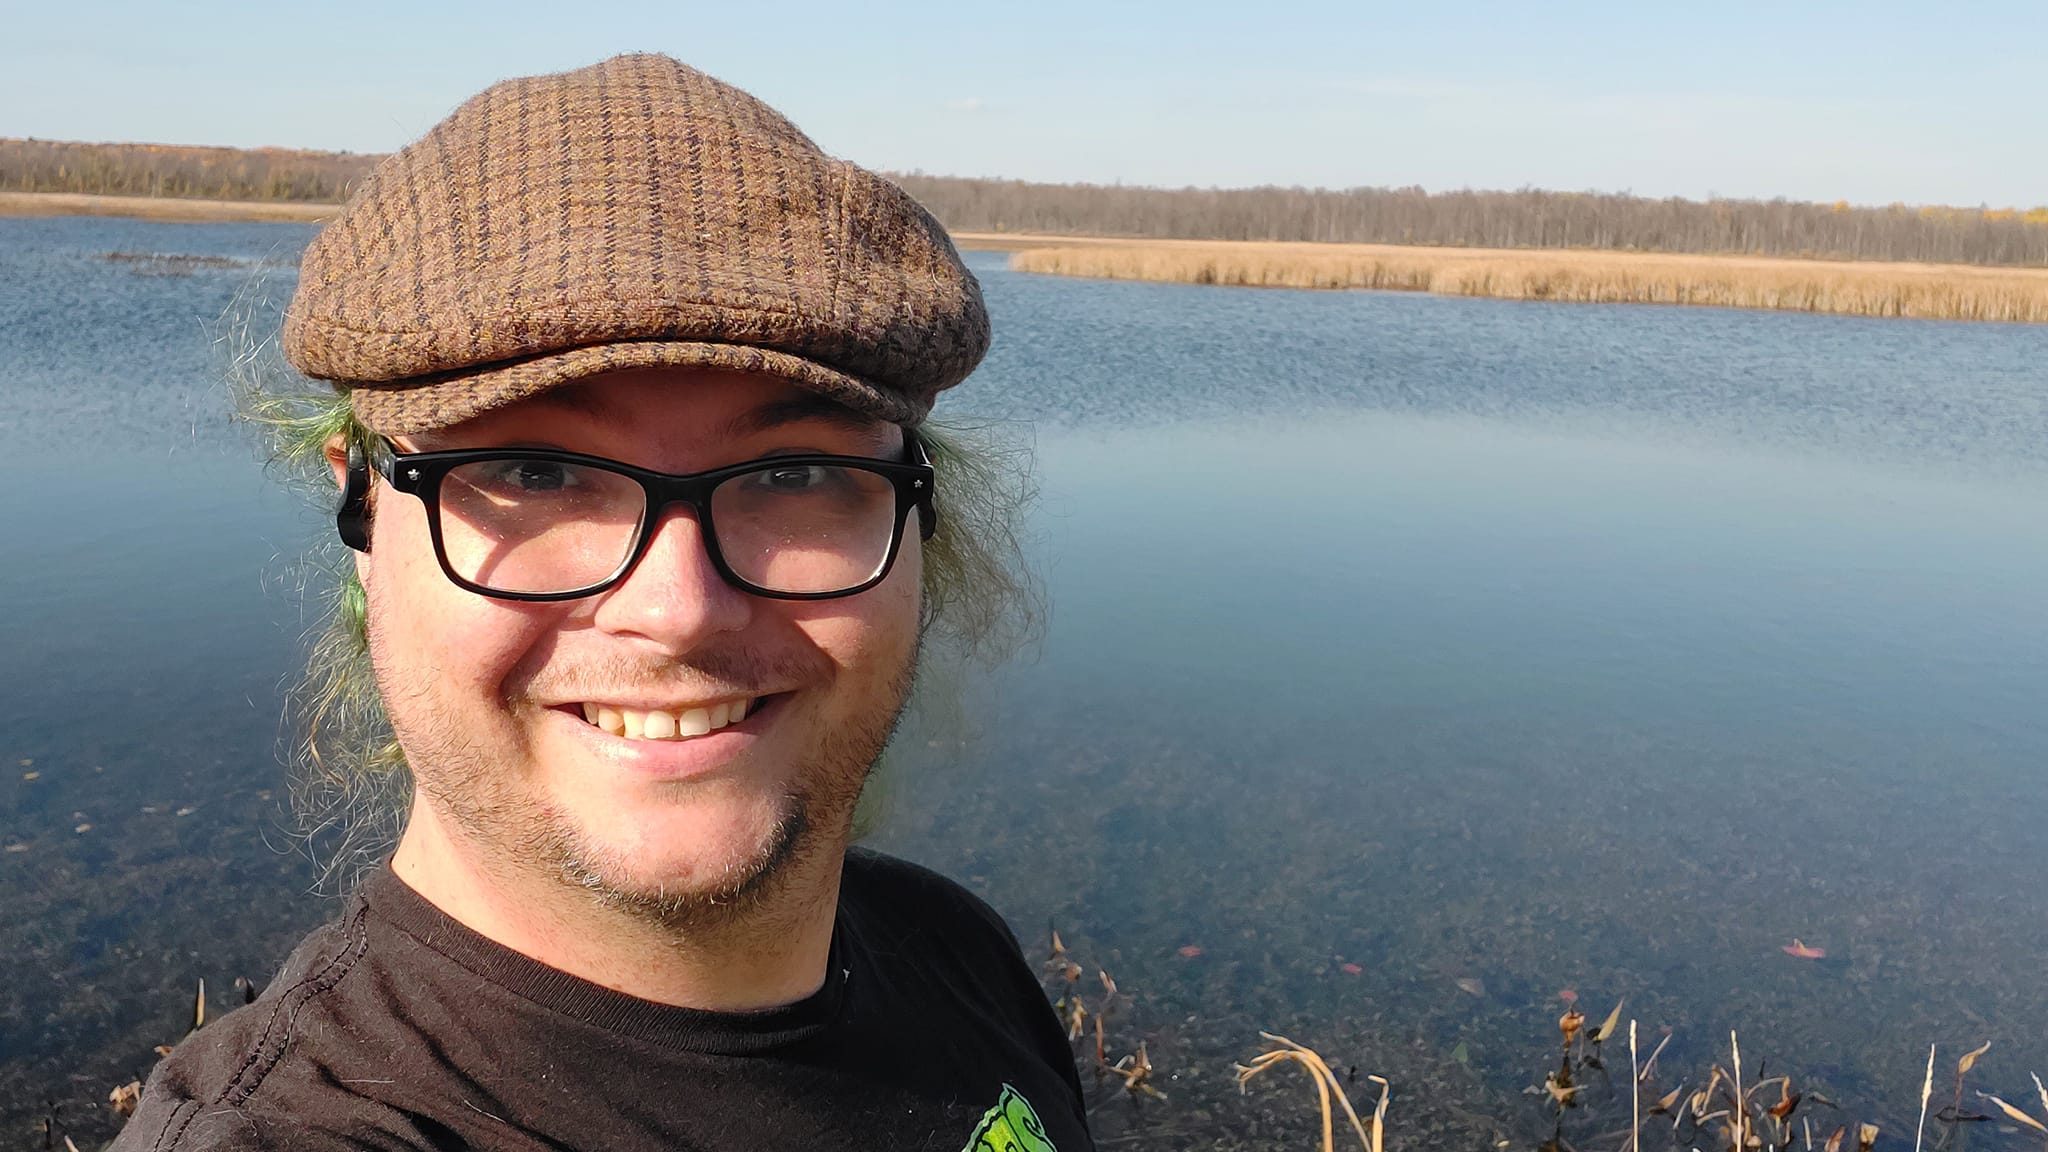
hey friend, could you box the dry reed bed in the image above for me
[0,191,338,223]
[1007,238,2048,323]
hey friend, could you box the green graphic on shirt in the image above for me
[961,1083,1058,1152]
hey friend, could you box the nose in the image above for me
[589,503,752,650]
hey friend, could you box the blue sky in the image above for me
[4,0,2042,207]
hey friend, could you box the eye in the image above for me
[756,464,830,492]
[487,459,579,493]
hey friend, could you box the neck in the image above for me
[388,798,843,1011]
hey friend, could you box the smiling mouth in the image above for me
[572,697,770,741]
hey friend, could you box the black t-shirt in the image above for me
[111,849,1094,1152]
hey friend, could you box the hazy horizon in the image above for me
[6,0,2044,210]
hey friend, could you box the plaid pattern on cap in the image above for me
[283,54,988,435]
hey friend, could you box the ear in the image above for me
[326,434,373,553]
[323,434,351,492]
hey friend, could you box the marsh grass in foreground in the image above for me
[1036,923,2048,1152]
[1003,238,2048,323]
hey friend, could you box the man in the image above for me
[115,54,1088,1152]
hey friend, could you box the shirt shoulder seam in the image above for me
[148,898,373,1150]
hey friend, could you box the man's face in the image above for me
[355,368,922,921]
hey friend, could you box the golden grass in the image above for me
[0,191,339,223]
[1004,235,2048,323]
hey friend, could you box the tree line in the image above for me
[0,139,373,203]
[6,138,2043,267]
[893,174,2048,268]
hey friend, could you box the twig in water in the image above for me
[1639,1030,1673,1084]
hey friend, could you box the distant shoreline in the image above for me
[8,193,2040,323]
[0,191,337,222]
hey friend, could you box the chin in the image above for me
[541,788,815,920]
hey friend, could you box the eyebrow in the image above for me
[538,386,882,439]
[717,393,883,440]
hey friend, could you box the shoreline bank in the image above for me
[993,235,2048,323]
[0,191,337,223]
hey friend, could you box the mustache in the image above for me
[512,647,829,702]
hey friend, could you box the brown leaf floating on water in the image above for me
[1650,1082,1686,1114]
[1768,1078,1801,1120]
[1542,1072,1579,1107]
[1856,1122,1879,1152]
[108,1080,141,1117]
[1822,1124,1845,1152]
[1594,998,1624,1044]
[1558,1008,1584,1046]
[1782,939,1827,959]
[1958,1040,1992,1076]
[1977,1091,2048,1134]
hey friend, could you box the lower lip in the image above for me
[547,696,783,780]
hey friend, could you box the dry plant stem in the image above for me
[1640,1031,1673,1083]
[1241,1049,1333,1152]
[1915,1045,1936,1152]
[1630,1020,1641,1152]
[1234,1032,1382,1152]
[1733,1032,1746,1152]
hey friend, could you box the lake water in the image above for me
[5,216,2048,1150]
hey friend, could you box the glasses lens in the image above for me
[436,457,646,594]
[711,462,901,594]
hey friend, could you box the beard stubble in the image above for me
[372,620,920,942]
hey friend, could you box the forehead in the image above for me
[418,368,890,453]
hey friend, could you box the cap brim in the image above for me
[348,340,925,437]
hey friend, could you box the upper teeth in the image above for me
[580,699,753,740]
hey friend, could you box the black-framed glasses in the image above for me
[348,435,936,602]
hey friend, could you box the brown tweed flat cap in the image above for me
[283,53,987,435]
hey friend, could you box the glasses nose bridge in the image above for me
[639,471,721,527]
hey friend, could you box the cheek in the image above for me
[794,540,923,676]
[362,493,557,708]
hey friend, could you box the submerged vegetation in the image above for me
[1001,238,2048,323]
